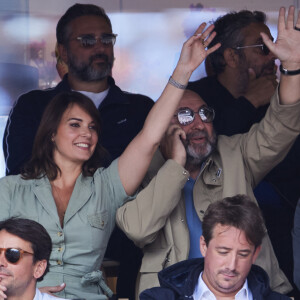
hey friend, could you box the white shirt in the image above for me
[79,88,109,108]
[193,272,253,300]
[33,288,67,300]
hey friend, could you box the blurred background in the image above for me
[0,0,298,177]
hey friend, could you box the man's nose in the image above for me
[192,113,205,129]
[226,253,237,271]
[0,252,8,267]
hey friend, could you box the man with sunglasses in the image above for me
[2,3,153,299]
[117,6,300,297]
[188,9,300,297]
[0,218,65,300]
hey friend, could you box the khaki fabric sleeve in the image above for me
[116,159,189,248]
[239,87,300,187]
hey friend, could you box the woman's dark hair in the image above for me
[0,218,52,282]
[22,91,108,180]
[202,194,266,248]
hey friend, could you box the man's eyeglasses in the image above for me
[0,248,34,264]
[234,43,270,56]
[175,106,215,126]
[75,33,117,48]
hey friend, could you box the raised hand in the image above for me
[172,23,221,85]
[261,6,300,69]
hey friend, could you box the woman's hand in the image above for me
[39,283,66,297]
[173,22,221,83]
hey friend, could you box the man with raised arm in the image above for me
[117,6,300,297]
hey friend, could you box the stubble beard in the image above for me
[67,51,113,82]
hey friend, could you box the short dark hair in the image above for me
[207,10,267,74]
[202,195,266,248]
[0,218,52,282]
[56,3,112,46]
[22,91,108,180]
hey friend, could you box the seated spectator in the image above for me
[0,218,66,300]
[0,23,220,299]
[293,199,300,291]
[117,6,300,296]
[140,195,290,300]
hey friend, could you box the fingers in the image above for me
[260,32,274,53]
[278,7,286,33]
[0,284,7,299]
[39,283,66,294]
[286,6,295,29]
[248,68,256,81]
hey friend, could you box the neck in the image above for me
[6,285,36,300]
[202,272,241,300]
[217,69,247,99]
[68,74,109,93]
[185,163,201,180]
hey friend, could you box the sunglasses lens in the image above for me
[5,248,21,263]
[262,44,270,55]
[177,108,194,125]
[80,36,97,47]
[199,106,215,123]
[101,34,116,45]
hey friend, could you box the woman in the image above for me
[0,23,220,299]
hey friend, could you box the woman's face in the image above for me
[52,104,98,166]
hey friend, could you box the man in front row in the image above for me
[0,218,65,300]
[117,6,300,297]
[140,195,290,299]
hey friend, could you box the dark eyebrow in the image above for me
[67,118,82,122]
[216,247,231,251]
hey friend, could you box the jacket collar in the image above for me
[157,258,273,299]
[32,174,93,228]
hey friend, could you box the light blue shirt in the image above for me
[193,272,253,300]
[184,178,203,259]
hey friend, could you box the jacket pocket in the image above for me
[87,211,109,250]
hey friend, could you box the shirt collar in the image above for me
[193,272,253,300]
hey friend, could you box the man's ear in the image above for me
[200,235,207,257]
[57,43,68,65]
[223,48,240,69]
[33,260,47,280]
[252,245,262,264]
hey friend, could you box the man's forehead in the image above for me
[177,90,207,110]
[211,224,254,250]
[242,22,273,44]
[0,230,32,251]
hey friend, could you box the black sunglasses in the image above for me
[0,247,34,264]
[234,43,270,56]
[175,105,215,126]
[75,33,117,48]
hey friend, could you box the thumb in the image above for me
[248,68,256,81]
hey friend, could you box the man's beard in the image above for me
[238,59,276,94]
[67,51,113,82]
[183,129,217,169]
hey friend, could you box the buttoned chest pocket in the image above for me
[87,211,110,250]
